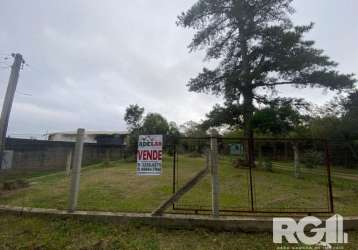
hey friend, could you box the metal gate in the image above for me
[171,137,334,215]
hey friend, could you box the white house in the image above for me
[48,131,128,145]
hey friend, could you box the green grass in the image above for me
[0,155,358,215]
[0,169,60,183]
[1,214,358,249]
[1,157,358,249]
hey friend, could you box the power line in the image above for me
[0,55,16,70]
[1,79,33,96]
[0,55,11,61]
[22,62,43,74]
[1,79,34,100]
[16,90,32,96]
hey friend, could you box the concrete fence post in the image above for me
[210,130,219,217]
[105,148,110,162]
[65,150,72,176]
[68,128,85,212]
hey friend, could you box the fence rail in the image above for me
[1,136,357,216]
[172,137,335,215]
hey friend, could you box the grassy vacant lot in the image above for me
[0,155,358,215]
[1,214,358,249]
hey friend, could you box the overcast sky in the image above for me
[0,0,357,138]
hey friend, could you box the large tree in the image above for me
[180,121,208,137]
[309,91,358,167]
[310,91,358,140]
[124,104,145,154]
[178,0,356,137]
[250,98,309,177]
[124,106,172,155]
[341,90,358,139]
[251,97,309,136]
[124,104,145,131]
[142,113,170,135]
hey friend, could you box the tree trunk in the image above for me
[258,143,263,167]
[243,90,254,167]
[239,26,255,168]
[284,142,288,161]
[273,142,277,161]
[292,142,300,178]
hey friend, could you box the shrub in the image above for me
[303,150,323,168]
[263,158,273,172]
[187,152,203,158]
[2,179,29,191]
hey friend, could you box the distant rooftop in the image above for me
[48,131,128,136]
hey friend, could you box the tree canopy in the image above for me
[180,121,208,137]
[124,104,145,131]
[142,113,170,135]
[310,90,358,141]
[178,0,356,136]
[124,106,172,153]
[251,98,308,135]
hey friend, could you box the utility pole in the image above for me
[0,53,23,166]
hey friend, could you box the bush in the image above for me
[124,153,136,163]
[2,179,29,191]
[231,158,247,168]
[263,158,273,172]
[187,152,203,158]
[303,150,323,168]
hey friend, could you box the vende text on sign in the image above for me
[137,135,163,176]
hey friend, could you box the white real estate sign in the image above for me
[137,135,163,176]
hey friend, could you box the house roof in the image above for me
[49,130,129,136]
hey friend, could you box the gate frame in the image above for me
[171,137,335,215]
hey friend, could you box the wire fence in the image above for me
[0,136,357,216]
[172,138,340,214]
[0,137,128,211]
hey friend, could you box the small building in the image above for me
[48,131,128,146]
